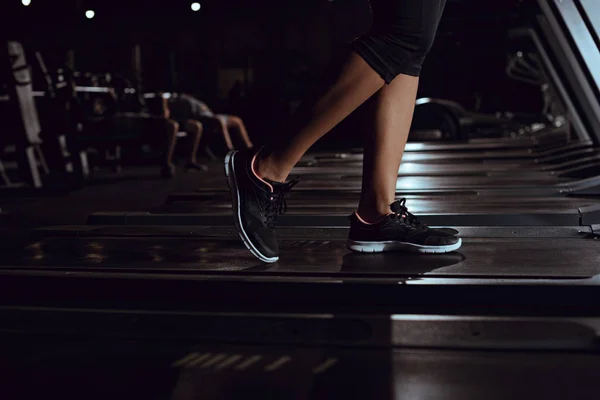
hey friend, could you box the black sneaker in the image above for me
[347,199,461,254]
[225,149,299,263]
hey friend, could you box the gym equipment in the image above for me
[33,51,90,178]
[0,41,49,188]
[2,3,600,397]
[411,97,552,142]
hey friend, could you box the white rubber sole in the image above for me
[346,238,462,254]
[224,151,279,264]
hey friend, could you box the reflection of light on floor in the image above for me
[86,242,105,263]
[402,153,440,162]
[187,353,213,368]
[172,352,201,367]
[234,355,263,370]
[405,143,429,151]
[200,353,228,368]
[398,163,426,174]
[172,352,338,378]
[85,253,105,262]
[394,370,442,400]
[264,356,292,372]
[150,245,165,262]
[396,177,422,190]
[216,355,243,370]
[88,242,104,251]
[26,242,45,260]
[312,358,338,374]
[27,242,42,250]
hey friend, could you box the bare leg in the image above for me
[256,52,385,182]
[164,119,179,166]
[357,74,419,222]
[225,115,254,148]
[184,119,208,172]
[215,116,234,151]
[183,119,203,163]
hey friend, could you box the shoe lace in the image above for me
[390,198,426,229]
[264,179,300,228]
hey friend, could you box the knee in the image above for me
[216,117,228,130]
[189,120,203,133]
[166,120,179,135]
[228,115,241,125]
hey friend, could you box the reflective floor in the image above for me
[2,234,598,277]
[2,336,599,400]
[158,196,596,214]
[2,144,600,399]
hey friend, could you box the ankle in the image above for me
[254,153,287,183]
[355,207,391,224]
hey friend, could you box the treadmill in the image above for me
[3,1,600,399]
[8,0,600,297]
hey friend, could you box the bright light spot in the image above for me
[85,10,95,19]
[191,2,201,11]
[398,163,422,173]
[415,97,432,106]
[22,0,31,6]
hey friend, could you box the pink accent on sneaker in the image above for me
[251,153,274,193]
[355,211,393,225]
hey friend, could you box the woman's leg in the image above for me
[216,116,235,151]
[183,119,209,172]
[164,119,179,167]
[357,74,419,223]
[225,115,254,149]
[226,0,450,262]
[256,52,385,182]
[161,119,179,178]
[183,119,204,163]
[257,0,447,187]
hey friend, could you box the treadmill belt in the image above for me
[309,151,539,163]
[191,176,570,191]
[4,235,598,278]
[290,165,552,177]
[157,196,596,214]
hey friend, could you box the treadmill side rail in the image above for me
[579,203,600,225]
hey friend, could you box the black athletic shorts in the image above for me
[351,0,447,83]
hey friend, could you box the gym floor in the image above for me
[0,163,219,235]
[3,1,600,398]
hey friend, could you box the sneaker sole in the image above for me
[224,151,279,263]
[346,239,462,254]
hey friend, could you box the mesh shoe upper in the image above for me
[349,199,459,246]
[231,149,298,257]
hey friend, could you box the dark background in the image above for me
[2,0,543,146]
